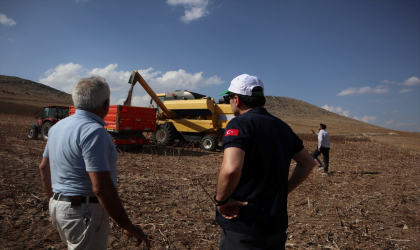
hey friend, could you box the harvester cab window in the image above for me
[156,97,165,115]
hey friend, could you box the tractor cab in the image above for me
[28,105,70,140]
[37,106,70,127]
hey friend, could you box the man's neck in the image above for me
[237,106,264,115]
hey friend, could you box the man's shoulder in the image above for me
[72,113,105,128]
[51,114,106,137]
[242,108,280,120]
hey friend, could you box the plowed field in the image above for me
[1,114,419,249]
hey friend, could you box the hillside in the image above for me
[0,75,73,116]
[1,75,419,149]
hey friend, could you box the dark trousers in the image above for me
[219,228,286,250]
[313,147,330,172]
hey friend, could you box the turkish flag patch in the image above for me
[225,129,239,136]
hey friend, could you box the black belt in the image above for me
[52,193,100,203]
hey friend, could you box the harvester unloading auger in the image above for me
[125,70,233,151]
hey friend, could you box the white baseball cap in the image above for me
[220,74,264,96]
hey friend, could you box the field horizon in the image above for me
[2,74,419,151]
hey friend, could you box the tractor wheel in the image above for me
[200,135,218,151]
[41,122,53,141]
[153,123,176,146]
[28,125,39,140]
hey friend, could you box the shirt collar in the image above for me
[246,107,269,115]
[74,109,107,126]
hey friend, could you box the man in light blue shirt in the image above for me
[44,109,118,196]
[39,76,150,249]
[311,123,330,175]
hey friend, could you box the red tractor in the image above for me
[28,105,70,140]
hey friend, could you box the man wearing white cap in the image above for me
[214,74,315,249]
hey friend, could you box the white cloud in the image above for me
[167,0,210,24]
[0,13,16,27]
[381,80,396,84]
[321,105,350,117]
[152,69,222,88]
[117,95,151,107]
[399,88,412,93]
[401,76,420,86]
[39,63,86,93]
[39,63,223,107]
[337,85,389,96]
[353,116,377,124]
[385,120,395,126]
[342,110,351,117]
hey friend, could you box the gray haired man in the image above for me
[39,76,151,249]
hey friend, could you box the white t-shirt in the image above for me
[315,129,330,149]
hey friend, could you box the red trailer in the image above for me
[70,105,156,146]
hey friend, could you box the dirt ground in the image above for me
[1,114,419,249]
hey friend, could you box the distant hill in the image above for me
[0,75,73,116]
[265,95,340,118]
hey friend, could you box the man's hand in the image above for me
[217,199,248,220]
[123,224,151,248]
[318,148,321,152]
[89,172,151,248]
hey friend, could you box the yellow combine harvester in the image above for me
[127,70,233,151]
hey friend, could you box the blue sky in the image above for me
[1,0,419,132]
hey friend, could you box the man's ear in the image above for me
[103,98,110,110]
[234,95,241,108]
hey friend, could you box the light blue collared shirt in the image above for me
[43,109,118,196]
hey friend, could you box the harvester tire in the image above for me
[153,123,176,146]
[200,135,218,151]
[28,125,39,140]
[41,122,53,141]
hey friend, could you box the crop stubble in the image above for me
[0,114,419,249]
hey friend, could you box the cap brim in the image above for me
[219,90,229,96]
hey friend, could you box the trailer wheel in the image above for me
[153,123,176,146]
[28,125,39,140]
[201,135,218,151]
[41,122,53,141]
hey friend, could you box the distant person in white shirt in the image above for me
[311,124,330,175]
